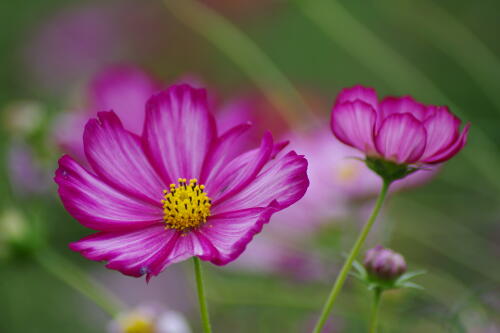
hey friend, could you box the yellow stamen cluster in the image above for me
[162,178,211,231]
[121,314,155,333]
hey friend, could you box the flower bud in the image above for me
[363,245,407,280]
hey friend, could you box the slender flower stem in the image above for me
[36,248,124,317]
[312,180,390,333]
[369,288,382,333]
[193,257,212,333]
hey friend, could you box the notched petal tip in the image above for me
[379,95,427,122]
[335,85,379,109]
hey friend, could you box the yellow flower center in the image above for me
[162,178,212,231]
[121,315,155,333]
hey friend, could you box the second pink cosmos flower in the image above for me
[331,85,470,166]
[55,84,309,280]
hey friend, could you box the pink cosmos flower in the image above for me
[55,84,309,280]
[331,85,470,166]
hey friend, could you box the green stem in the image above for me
[193,257,212,333]
[312,180,390,333]
[369,288,382,333]
[36,249,124,317]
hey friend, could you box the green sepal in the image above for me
[352,260,426,292]
[365,157,420,183]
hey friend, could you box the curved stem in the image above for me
[36,248,124,317]
[193,257,212,333]
[369,288,382,333]
[312,180,390,333]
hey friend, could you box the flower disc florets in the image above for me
[162,178,211,231]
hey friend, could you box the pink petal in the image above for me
[421,123,470,164]
[84,112,166,205]
[379,96,427,122]
[213,151,309,214]
[199,122,252,184]
[335,85,379,111]
[55,155,162,231]
[331,100,377,153]
[147,231,218,279]
[207,132,274,203]
[271,140,290,158]
[89,66,159,134]
[375,114,427,164]
[69,225,180,278]
[420,106,460,160]
[197,206,279,265]
[142,85,217,183]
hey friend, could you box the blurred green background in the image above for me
[0,0,499,332]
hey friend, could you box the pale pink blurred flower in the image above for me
[231,235,326,280]
[108,303,191,333]
[7,142,49,196]
[234,123,437,278]
[261,126,438,238]
[24,1,169,95]
[54,66,160,162]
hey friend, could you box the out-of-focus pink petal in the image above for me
[213,151,309,214]
[375,114,427,164]
[331,100,377,153]
[84,111,166,205]
[198,206,279,265]
[54,110,89,162]
[89,66,159,134]
[143,85,216,183]
[207,132,274,203]
[335,85,379,111]
[420,106,460,160]
[199,123,252,184]
[216,98,253,134]
[421,123,470,164]
[379,96,427,122]
[55,155,162,231]
[70,225,179,278]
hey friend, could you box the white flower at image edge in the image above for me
[108,304,191,333]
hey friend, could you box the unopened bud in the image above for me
[363,245,407,280]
